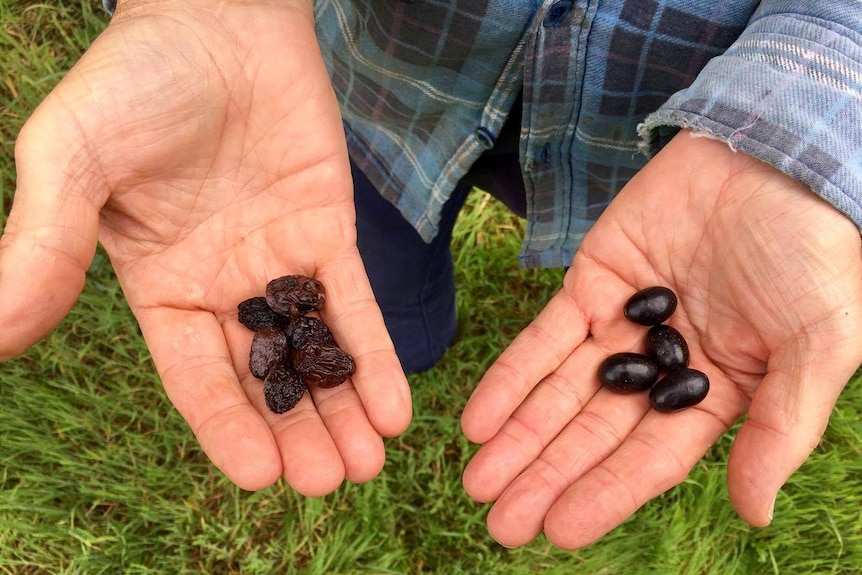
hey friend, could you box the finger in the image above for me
[462,339,608,503]
[462,300,652,504]
[305,382,386,485]
[461,288,589,444]
[260,396,348,497]
[137,306,284,491]
[483,388,650,548]
[543,387,736,550]
[727,339,861,527]
[318,250,412,437]
[0,113,105,358]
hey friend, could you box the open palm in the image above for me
[2,1,410,494]
[461,131,862,548]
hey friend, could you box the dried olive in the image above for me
[263,364,306,414]
[265,275,325,319]
[645,324,689,372]
[624,286,677,326]
[597,352,659,393]
[288,316,334,349]
[293,343,356,388]
[242,274,354,413]
[249,326,289,379]
[649,368,709,413]
[238,296,290,331]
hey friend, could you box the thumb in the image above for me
[0,104,105,359]
[727,333,862,527]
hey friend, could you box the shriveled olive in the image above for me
[624,286,677,326]
[645,324,689,371]
[293,343,356,388]
[241,274,354,414]
[597,352,659,394]
[649,368,709,413]
[249,326,289,379]
[263,363,306,414]
[288,316,334,349]
[265,275,326,319]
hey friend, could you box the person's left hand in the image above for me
[460,130,862,549]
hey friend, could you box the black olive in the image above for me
[645,324,689,371]
[649,368,709,413]
[597,352,660,394]
[624,286,678,326]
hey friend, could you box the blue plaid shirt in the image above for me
[104,0,862,267]
[313,0,862,267]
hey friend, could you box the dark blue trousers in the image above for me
[353,165,471,373]
[353,98,525,373]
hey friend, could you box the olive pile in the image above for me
[597,286,709,413]
[238,275,355,414]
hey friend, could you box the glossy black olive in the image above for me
[645,324,689,371]
[598,352,659,394]
[624,286,678,326]
[649,368,709,413]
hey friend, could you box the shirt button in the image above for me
[543,0,573,27]
[475,127,496,150]
[540,143,551,164]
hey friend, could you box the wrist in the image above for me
[109,0,314,20]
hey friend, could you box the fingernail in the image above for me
[767,494,776,522]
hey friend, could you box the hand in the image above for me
[2,0,411,494]
[460,130,862,549]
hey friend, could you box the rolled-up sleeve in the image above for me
[639,1,862,232]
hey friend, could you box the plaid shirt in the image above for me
[101,0,862,267]
[313,0,862,267]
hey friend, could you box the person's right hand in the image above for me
[2,0,411,495]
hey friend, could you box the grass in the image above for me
[1,1,861,573]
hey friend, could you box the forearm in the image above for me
[104,0,314,19]
[639,0,862,235]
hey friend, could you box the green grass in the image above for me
[1,2,861,574]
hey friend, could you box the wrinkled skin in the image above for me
[2,0,411,496]
[5,0,861,550]
[461,132,862,549]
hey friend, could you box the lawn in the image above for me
[1,2,861,574]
